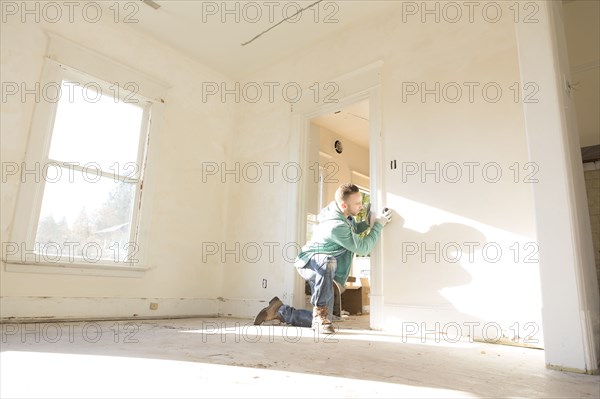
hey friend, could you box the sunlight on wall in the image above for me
[384,194,543,345]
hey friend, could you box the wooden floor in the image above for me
[1,316,599,398]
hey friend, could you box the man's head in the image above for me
[335,183,363,217]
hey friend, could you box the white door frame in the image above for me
[285,65,384,328]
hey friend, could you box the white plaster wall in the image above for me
[318,126,370,204]
[0,16,234,318]
[563,0,600,148]
[225,2,543,345]
[379,9,540,341]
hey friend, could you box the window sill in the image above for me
[4,260,149,278]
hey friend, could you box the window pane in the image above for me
[48,81,144,175]
[35,165,136,263]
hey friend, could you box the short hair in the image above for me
[335,183,360,204]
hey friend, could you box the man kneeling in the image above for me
[254,183,392,334]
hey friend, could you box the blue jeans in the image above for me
[277,254,337,327]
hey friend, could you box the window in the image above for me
[6,58,157,272]
[34,77,149,264]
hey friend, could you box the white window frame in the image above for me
[4,34,166,277]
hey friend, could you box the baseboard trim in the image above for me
[0,296,220,321]
[382,303,545,349]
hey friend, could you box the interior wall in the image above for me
[563,0,600,148]
[317,126,369,205]
[0,16,234,318]
[563,0,600,296]
[583,167,600,291]
[379,7,542,346]
[225,1,543,348]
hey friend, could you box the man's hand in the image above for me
[374,207,393,227]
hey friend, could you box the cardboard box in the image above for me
[341,277,370,315]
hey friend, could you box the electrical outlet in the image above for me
[150,302,158,310]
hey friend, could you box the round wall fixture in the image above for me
[334,139,343,154]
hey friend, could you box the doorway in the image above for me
[290,89,385,328]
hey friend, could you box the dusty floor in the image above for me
[1,316,599,398]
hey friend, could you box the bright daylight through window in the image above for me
[34,80,148,264]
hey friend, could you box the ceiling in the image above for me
[311,99,370,148]
[126,1,399,78]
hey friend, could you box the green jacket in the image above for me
[294,201,384,285]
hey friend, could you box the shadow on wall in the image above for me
[383,213,543,348]
[387,218,478,305]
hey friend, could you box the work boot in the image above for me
[253,296,284,325]
[312,306,335,334]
